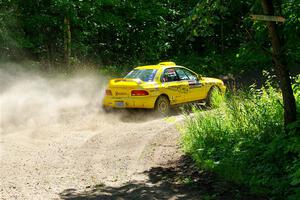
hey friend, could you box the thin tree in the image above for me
[64,16,71,67]
[260,0,297,125]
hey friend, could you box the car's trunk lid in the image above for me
[108,78,142,97]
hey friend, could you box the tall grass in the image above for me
[182,75,300,199]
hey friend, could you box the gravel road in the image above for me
[0,67,186,199]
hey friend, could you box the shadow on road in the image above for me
[59,156,264,200]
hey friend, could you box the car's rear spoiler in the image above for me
[113,78,142,84]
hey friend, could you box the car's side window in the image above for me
[175,68,189,80]
[175,68,198,81]
[183,69,198,81]
[161,68,179,82]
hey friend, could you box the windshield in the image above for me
[124,69,157,82]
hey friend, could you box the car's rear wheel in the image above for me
[102,106,113,113]
[155,95,170,116]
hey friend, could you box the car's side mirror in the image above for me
[197,74,203,80]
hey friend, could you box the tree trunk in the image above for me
[64,16,71,67]
[220,0,224,54]
[260,0,297,125]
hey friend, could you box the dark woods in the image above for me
[1,0,299,76]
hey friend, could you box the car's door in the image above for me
[160,68,189,104]
[175,67,206,102]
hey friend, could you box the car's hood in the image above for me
[202,77,223,84]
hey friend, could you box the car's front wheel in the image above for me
[155,95,170,116]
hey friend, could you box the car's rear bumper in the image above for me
[102,96,157,109]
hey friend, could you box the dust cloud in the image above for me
[0,63,108,134]
[0,63,183,200]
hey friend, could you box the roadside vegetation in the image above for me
[182,74,300,199]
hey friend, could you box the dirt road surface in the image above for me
[0,67,195,199]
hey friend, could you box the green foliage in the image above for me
[1,0,299,76]
[293,75,300,102]
[182,79,300,199]
[100,65,130,77]
[178,0,300,75]
[0,0,189,66]
[209,87,225,109]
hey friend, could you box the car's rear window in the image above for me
[124,69,157,82]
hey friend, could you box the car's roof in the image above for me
[135,62,184,70]
[135,65,165,70]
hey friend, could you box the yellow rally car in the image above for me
[102,62,226,114]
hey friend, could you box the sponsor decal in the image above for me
[167,85,189,93]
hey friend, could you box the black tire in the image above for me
[155,95,170,116]
[206,86,220,108]
[102,106,113,113]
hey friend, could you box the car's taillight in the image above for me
[105,89,112,96]
[131,90,149,96]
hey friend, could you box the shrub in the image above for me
[182,78,300,199]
